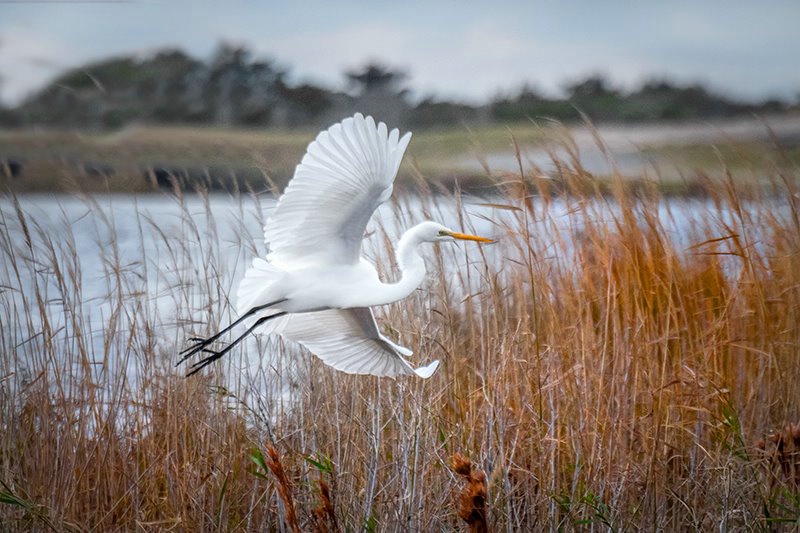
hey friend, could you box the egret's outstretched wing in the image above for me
[265,113,411,268]
[279,307,439,379]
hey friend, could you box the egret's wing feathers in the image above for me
[279,307,439,379]
[265,113,411,267]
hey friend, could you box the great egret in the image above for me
[179,113,492,378]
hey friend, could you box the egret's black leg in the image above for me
[177,298,287,366]
[185,311,287,376]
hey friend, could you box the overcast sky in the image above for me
[1,0,798,106]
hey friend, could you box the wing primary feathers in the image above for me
[263,113,412,267]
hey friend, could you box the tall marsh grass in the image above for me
[1,142,799,531]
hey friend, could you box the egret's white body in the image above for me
[180,113,491,378]
[246,260,408,311]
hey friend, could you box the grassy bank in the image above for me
[1,150,800,530]
[2,119,797,195]
[0,123,547,194]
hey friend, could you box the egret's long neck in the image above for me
[378,224,429,304]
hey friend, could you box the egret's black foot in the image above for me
[177,336,219,365]
[185,348,229,376]
[179,309,287,377]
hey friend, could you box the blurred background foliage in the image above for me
[0,42,794,131]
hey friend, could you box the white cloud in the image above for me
[0,1,797,105]
[0,29,79,103]
[247,24,420,89]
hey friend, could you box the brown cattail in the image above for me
[759,422,800,488]
[452,453,473,477]
[313,477,338,533]
[791,424,800,443]
[452,453,488,533]
[265,446,301,533]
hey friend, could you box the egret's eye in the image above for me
[438,230,449,236]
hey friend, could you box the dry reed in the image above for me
[1,131,799,530]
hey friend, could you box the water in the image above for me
[1,193,507,421]
[0,192,770,422]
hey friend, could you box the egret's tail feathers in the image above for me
[237,258,290,334]
[410,359,440,379]
[237,258,282,311]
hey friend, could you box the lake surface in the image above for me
[0,192,763,418]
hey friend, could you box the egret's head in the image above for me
[418,221,493,244]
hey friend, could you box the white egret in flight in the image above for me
[179,113,492,378]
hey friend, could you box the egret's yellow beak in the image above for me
[447,231,494,243]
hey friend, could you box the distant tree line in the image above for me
[0,43,794,130]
